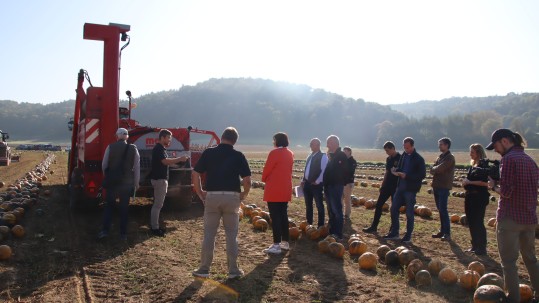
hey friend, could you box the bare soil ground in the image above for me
[1,149,539,303]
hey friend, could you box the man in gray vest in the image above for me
[98,128,140,241]
[301,138,328,227]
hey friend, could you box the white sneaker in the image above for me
[263,244,282,254]
[280,241,290,251]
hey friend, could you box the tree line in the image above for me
[1,78,538,149]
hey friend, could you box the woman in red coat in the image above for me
[262,132,294,254]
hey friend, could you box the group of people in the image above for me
[98,128,189,240]
[98,126,539,301]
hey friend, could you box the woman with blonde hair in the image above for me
[461,143,490,255]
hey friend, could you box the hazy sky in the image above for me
[1,1,538,105]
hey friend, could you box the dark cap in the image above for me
[486,128,514,150]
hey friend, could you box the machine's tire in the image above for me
[68,184,100,211]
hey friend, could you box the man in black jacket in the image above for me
[384,137,426,244]
[323,135,349,240]
[363,141,401,233]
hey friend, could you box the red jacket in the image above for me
[262,147,294,202]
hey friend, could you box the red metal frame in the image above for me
[68,23,220,202]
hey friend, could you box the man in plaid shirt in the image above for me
[487,128,539,302]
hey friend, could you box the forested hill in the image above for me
[389,93,539,119]
[1,78,538,149]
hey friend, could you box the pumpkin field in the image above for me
[1,148,539,302]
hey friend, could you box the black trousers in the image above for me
[267,202,289,243]
[370,187,394,229]
[464,191,489,252]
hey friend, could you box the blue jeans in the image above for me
[433,188,450,235]
[325,184,344,238]
[102,184,133,237]
[389,188,417,237]
[303,182,325,227]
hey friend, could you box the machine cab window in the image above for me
[119,107,129,119]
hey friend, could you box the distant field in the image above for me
[240,145,539,165]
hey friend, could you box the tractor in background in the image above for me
[67,23,219,210]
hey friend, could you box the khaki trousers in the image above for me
[199,192,242,276]
[497,217,539,302]
[343,183,354,217]
[150,179,168,229]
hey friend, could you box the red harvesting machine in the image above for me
[67,23,219,209]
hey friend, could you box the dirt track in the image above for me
[1,151,539,302]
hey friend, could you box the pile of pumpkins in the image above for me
[351,196,389,211]
[397,204,433,218]
[240,202,271,232]
[450,214,469,226]
[0,154,56,261]
[354,243,532,302]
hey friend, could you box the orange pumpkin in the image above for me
[473,285,507,303]
[358,252,377,270]
[415,270,432,286]
[318,240,330,253]
[323,235,336,243]
[406,259,424,281]
[299,221,309,232]
[450,214,461,223]
[468,261,486,276]
[289,227,300,240]
[253,219,269,231]
[317,225,329,238]
[439,267,458,285]
[2,213,16,225]
[399,205,406,213]
[382,203,389,211]
[376,245,391,260]
[288,219,297,228]
[243,205,254,217]
[348,240,367,256]
[395,246,407,254]
[0,245,12,260]
[487,218,496,227]
[428,259,444,276]
[0,181,4,188]
[43,189,51,196]
[250,209,260,218]
[251,215,262,225]
[364,200,374,209]
[358,197,367,205]
[328,242,345,259]
[0,226,9,236]
[385,250,400,266]
[398,249,417,266]
[260,211,271,222]
[459,270,480,290]
[348,236,361,246]
[238,209,244,221]
[305,225,316,236]
[520,284,533,302]
[477,273,504,289]
[308,228,321,240]
[11,225,25,238]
